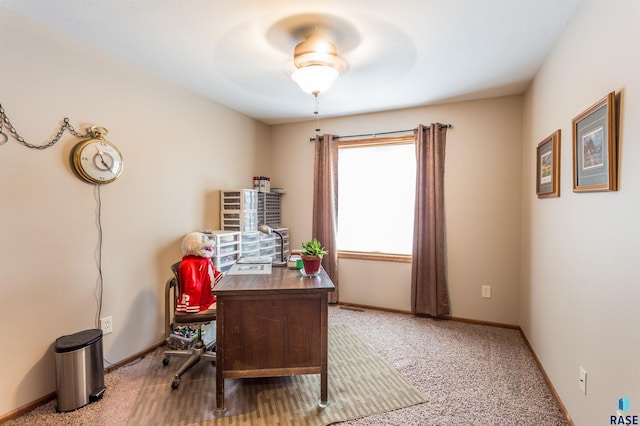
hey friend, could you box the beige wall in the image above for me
[520,0,640,424]
[270,96,524,321]
[0,9,269,415]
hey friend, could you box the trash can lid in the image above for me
[55,329,103,353]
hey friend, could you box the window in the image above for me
[337,136,415,260]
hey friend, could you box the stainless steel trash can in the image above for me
[54,329,106,412]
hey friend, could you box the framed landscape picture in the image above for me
[572,92,618,192]
[536,130,561,198]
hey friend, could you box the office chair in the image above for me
[162,262,217,389]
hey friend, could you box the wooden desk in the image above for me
[213,266,335,413]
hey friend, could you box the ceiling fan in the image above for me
[266,13,359,97]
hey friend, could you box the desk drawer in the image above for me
[219,296,322,372]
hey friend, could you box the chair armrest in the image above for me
[174,309,216,325]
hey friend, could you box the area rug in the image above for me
[128,325,426,425]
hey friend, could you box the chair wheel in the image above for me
[162,356,170,366]
[171,378,180,389]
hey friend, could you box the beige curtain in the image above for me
[411,124,449,316]
[312,134,339,303]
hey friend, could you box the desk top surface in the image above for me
[214,266,335,296]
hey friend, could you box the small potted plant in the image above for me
[300,238,328,276]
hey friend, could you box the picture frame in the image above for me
[536,129,561,198]
[572,92,618,192]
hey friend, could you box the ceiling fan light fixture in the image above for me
[291,65,339,95]
[293,34,339,68]
[291,34,343,95]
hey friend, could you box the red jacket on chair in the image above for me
[177,255,223,313]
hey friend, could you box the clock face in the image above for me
[72,139,123,184]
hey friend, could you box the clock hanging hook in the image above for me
[87,126,109,139]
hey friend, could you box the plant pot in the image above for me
[301,255,322,277]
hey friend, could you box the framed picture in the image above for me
[536,130,561,198]
[572,92,618,192]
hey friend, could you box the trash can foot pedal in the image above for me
[90,386,106,402]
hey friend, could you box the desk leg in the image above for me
[215,300,225,414]
[318,295,329,408]
[215,364,225,413]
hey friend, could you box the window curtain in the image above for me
[312,134,339,303]
[411,123,449,316]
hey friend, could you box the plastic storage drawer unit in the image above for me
[54,329,106,412]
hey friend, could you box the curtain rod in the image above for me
[309,123,452,142]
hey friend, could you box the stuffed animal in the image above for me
[176,232,223,313]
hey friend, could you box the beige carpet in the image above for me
[6,306,569,425]
[127,325,426,425]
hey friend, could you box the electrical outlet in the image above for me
[481,285,492,298]
[579,366,587,394]
[100,316,113,335]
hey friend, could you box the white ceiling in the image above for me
[1,0,584,125]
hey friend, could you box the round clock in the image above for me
[71,129,123,184]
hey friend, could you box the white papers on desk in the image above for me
[227,262,272,275]
[236,256,273,264]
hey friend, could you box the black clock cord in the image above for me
[96,184,104,329]
[95,184,116,366]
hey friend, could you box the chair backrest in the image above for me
[164,262,180,338]
[170,261,181,305]
[170,261,180,280]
